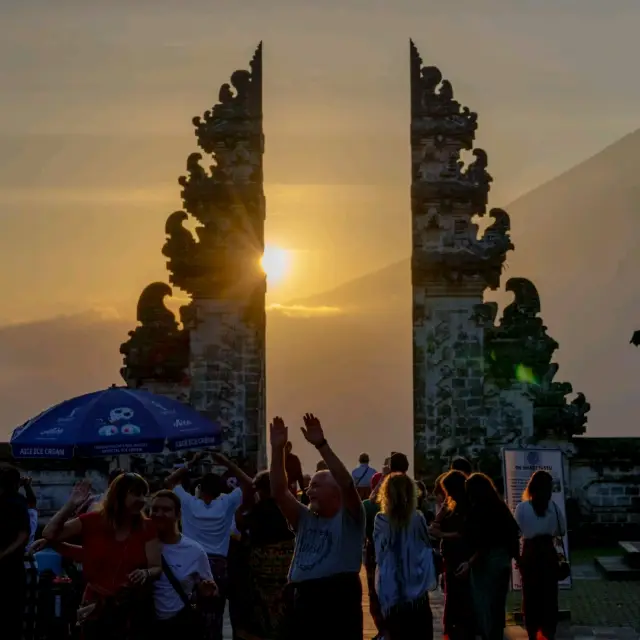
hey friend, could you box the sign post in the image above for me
[502,447,572,591]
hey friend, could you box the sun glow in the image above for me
[261,245,292,285]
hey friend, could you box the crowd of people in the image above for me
[0,414,567,640]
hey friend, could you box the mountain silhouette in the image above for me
[1,130,640,471]
[288,129,640,454]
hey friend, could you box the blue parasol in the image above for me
[10,387,221,459]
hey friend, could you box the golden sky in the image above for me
[2,0,640,467]
[2,0,640,323]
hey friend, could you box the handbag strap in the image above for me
[161,556,192,609]
[551,501,569,558]
[354,466,370,486]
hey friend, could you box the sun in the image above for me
[260,245,292,284]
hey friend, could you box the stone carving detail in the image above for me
[483,277,590,439]
[120,44,266,469]
[411,41,588,475]
[410,42,510,291]
[484,277,558,386]
[165,43,265,301]
[120,283,189,387]
[162,211,198,293]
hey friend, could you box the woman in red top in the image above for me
[43,473,161,640]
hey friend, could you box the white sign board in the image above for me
[502,447,572,590]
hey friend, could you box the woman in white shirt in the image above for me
[150,490,217,640]
[514,471,566,640]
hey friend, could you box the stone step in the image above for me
[594,555,640,581]
[619,541,640,569]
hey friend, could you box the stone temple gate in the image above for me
[119,41,590,477]
[408,41,590,479]
[3,41,636,540]
[120,44,266,472]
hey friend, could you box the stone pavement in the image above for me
[361,568,445,639]
[222,567,638,640]
[505,625,640,640]
[222,568,445,639]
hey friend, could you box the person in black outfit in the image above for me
[450,457,472,477]
[0,464,31,640]
[436,470,475,640]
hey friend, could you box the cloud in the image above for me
[0,305,412,473]
[266,303,343,318]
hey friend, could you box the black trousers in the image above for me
[385,595,433,640]
[0,562,26,640]
[284,572,363,640]
[155,607,202,640]
[521,536,559,640]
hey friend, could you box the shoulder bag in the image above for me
[552,502,571,582]
[161,556,205,636]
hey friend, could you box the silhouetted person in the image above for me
[450,457,472,477]
[352,453,377,500]
[0,464,35,640]
[516,470,566,640]
[389,452,410,474]
[284,441,307,495]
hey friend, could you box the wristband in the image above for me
[315,439,328,450]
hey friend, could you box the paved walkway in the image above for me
[223,569,638,640]
[361,568,445,639]
[223,569,444,639]
[505,626,639,640]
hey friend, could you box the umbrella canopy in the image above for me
[10,387,221,459]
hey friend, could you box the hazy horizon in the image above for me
[3,0,640,469]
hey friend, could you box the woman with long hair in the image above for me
[460,473,519,640]
[373,472,436,640]
[43,473,161,640]
[515,470,566,640]
[150,490,217,640]
[431,470,474,640]
[433,473,446,519]
[235,470,295,640]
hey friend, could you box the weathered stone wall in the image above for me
[409,42,524,477]
[413,295,485,467]
[567,438,640,541]
[119,45,267,473]
[189,299,266,472]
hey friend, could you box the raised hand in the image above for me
[66,479,92,509]
[269,416,288,450]
[28,539,47,554]
[210,451,230,465]
[300,413,325,447]
[198,579,218,598]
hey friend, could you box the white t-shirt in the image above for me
[28,509,38,545]
[174,485,243,557]
[154,536,213,620]
[515,499,566,540]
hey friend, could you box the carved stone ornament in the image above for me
[121,43,265,383]
[482,277,590,439]
[120,283,190,386]
[161,43,265,300]
[410,40,478,148]
[531,364,590,440]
